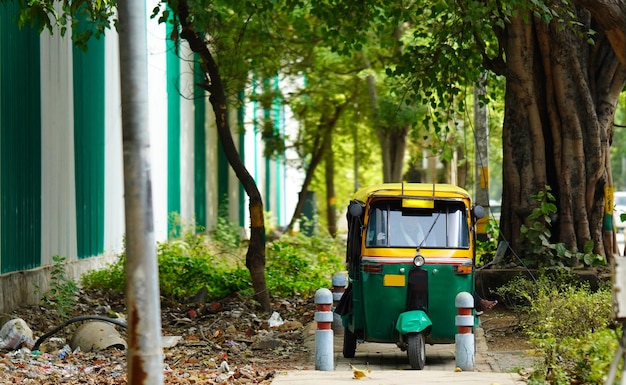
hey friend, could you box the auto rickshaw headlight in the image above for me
[413,254,425,267]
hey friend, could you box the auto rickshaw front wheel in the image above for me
[343,328,357,358]
[407,332,426,370]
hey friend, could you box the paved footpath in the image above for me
[271,325,526,385]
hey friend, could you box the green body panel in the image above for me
[350,263,473,343]
[395,310,432,334]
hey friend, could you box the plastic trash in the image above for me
[218,360,230,373]
[0,318,35,350]
[268,311,284,328]
[58,344,72,359]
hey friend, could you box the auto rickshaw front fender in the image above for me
[395,310,432,334]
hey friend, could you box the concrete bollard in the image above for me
[331,273,347,333]
[455,291,475,371]
[314,288,334,371]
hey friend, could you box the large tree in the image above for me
[166,0,272,310]
[498,0,626,261]
[311,0,626,262]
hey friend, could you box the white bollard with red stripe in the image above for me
[331,273,347,333]
[315,288,334,371]
[455,291,475,370]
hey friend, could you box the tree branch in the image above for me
[575,0,626,66]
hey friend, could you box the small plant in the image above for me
[211,216,242,250]
[37,255,78,319]
[476,218,500,267]
[519,186,604,268]
[81,254,126,292]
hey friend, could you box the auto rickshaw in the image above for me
[335,183,484,370]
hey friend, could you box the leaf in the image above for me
[583,240,594,254]
[350,364,371,379]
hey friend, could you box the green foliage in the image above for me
[15,0,116,51]
[80,255,126,292]
[526,328,619,385]
[211,216,242,251]
[82,224,344,301]
[37,255,78,319]
[519,186,604,269]
[155,229,250,299]
[476,218,500,267]
[500,273,617,385]
[495,270,579,309]
[265,233,344,297]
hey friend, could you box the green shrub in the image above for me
[476,218,499,267]
[210,216,242,251]
[80,255,126,292]
[82,223,345,301]
[518,187,604,269]
[156,235,250,299]
[265,233,344,297]
[526,328,619,385]
[498,271,618,385]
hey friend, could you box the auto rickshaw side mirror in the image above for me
[349,202,363,217]
[472,205,486,219]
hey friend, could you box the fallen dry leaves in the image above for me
[0,289,318,384]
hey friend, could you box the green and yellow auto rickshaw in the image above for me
[335,183,484,370]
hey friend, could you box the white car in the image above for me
[615,192,626,229]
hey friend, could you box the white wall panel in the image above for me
[205,101,218,231]
[179,43,195,224]
[103,31,126,255]
[146,13,169,242]
[40,30,78,264]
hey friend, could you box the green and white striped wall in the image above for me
[0,1,297,311]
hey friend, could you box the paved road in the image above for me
[271,324,527,385]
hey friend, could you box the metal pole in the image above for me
[474,73,490,241]
[117,1,164,384]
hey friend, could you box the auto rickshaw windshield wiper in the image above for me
[415,212,442,251]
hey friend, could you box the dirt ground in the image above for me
[479,306,540,376]
[0,289,535,384]
[480,307,530,352]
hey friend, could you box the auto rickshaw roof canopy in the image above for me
[352,183,472,204]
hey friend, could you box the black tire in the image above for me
[407,332,426,370]
[343,328,357,358]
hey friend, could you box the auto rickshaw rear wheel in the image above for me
[407,332,425,370]
[343,329,357,358]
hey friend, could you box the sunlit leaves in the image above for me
[12,0,116,50]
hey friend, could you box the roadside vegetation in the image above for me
[80,218,345,304]
[74,206,623,385]
[496,272,616,385]
[477,187,618,385]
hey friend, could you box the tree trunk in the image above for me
[285,106,345,233]
[500,2,626,263]
[176,0,271,311]
[377,126,409,182]
[363,70,410,183]
[117,1,164,383]
[325,136,337,237]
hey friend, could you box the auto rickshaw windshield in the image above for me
[365,200,469,249]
